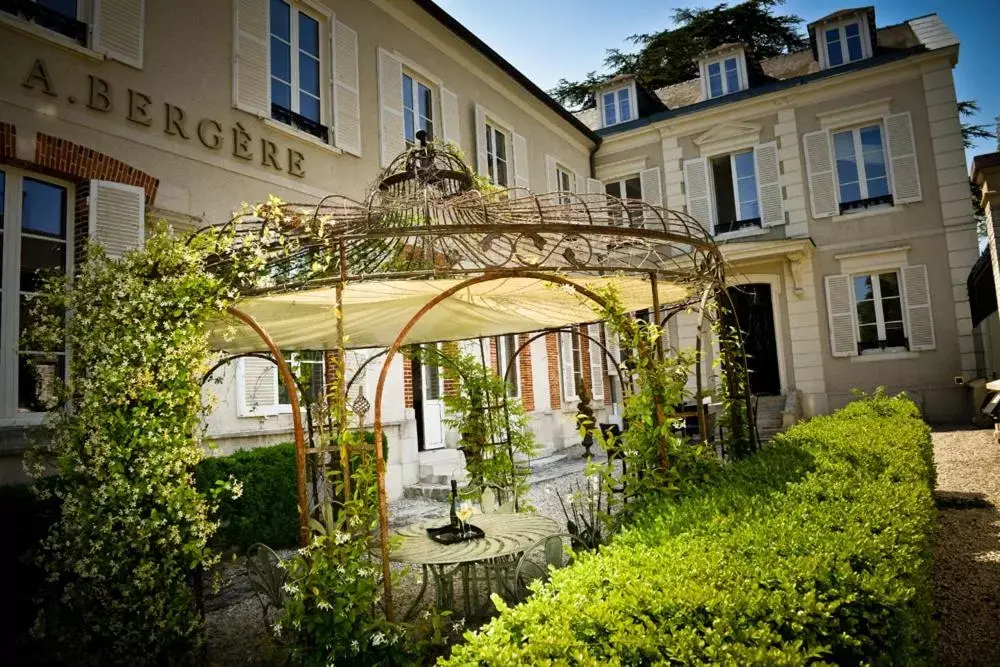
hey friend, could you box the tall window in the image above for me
[1,0,87,44]
[825,21,865,67]
[269,0,324,137]
[832,124,890,211]
[496,334,520,398]
[485,122,509,187]
[421,343,444,400]
[604,176,642,224]
[559,330,583,399]
[556,166,574,204]
[853,271,906,353]
[706,57,741,98]
[403,73,434,146]
[277,351,325,406]
[602,87,633,126]
[1,169,71,418]
[710,150,759,234]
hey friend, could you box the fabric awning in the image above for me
[208,276,691,352]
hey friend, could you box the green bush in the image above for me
[197,432,389,552]
[442,393,936,665]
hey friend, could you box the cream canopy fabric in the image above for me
[209,276,691,352]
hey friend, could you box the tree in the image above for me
[961,100,998,236]
[550,0,805,110]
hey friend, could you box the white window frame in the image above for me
[556,164,575,205]
[0,167,74,425]
[421,343,445,401]
[275,350,326,413]
[708,148,760,233]
[402,69,436,147]
[268,0,326,125]
[559,330,584,402]
[496,334,520,399]
[600,84,635,127]
[485,120,511,188]
[830,122,891,211]
[604,175,642,223]
[701,53,746,99]
[851,270,908,355]
[818,18,871,69]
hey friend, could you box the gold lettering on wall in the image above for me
[197,119,222,150]
[20,59,307,178]
[87,75,112,112]
[127,89,152,126]
[22,59,56,96]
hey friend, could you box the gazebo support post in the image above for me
[227,306,310,547]
[649,273,668,471]
[373,271,612,621]
[694,288,713,445]
[336,241,351,501]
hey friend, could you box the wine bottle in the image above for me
[449,479,459,529]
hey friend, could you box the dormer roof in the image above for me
[696,42,747,61]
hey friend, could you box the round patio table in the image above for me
[390,513,560,618]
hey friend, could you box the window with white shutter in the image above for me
[640,166,663,228]
[803,130,838,219]
[93,0,145,68]
[754,142,783,226]
[88,180,145,259]
[605,175,642,226]
[332,19,361,156]
[558,330,582,402]
[378,48,405,167]
[825,274,857,357]
[901,265,935,350]
[545,155,558,193]
[512,133,529,191]
[233,0,269,117]
[683,157,714,231]
[237,356,279,416]
[0,168,73,421]
[440,88,460,148]
[496,334,520,398]
[475,107,513,188]
[885,112,922,205]
[587,324,604,401]
[268,1,330,141]
[474,104,489,177]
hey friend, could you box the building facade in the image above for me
[0,2,978,496]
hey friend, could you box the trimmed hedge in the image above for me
[442,394,936,665]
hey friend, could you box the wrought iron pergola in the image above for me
[199,134,740,618]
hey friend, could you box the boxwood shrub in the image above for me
[442,393,936,665]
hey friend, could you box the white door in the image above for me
[421,345,445,450]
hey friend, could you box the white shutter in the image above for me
[512,133,529,190]
[93,0,145,69]
[824,274,858,357]
[88,181,144,259]
[332,20,361,156]
[588,324,604,401]
[378,48,405,167]
[559,330,576,402]
[440,88,460,147]
[683,157,714,231]
[545,154,558,192]
[238,356,278,416]
[902,264,935,350]
[474,104,488,177]
[885,112,922,205]
[803,130,838,218]
[604,324,620,371]
[587,178,603,194]
[574,171,585,194]
[232,0,268,116]
[640,166,663,229]
[754,141,784,226]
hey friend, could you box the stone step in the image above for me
[403,483,452,501]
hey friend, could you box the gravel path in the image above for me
[932,427,1000,666]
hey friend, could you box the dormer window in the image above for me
[707,57,741,98]
[601,86,634,127]
[812,11,875,70]
[697,47,748,101]
[824,20,865,66]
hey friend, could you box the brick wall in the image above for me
[0,123,14,161]
[442,342,459,397]
[518,333,534,412]
[546,332,561,410]
[403,349,414,408]
[602,326,613,402]
[35,133,158,203]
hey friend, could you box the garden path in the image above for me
[932,427,1000,666]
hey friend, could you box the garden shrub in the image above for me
[442,392,936,666]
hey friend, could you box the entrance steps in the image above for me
[754,393,800,442]
[402,451,574,501]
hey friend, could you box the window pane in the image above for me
[299,53,319,95]
[298,13,319,56]
[18,354,63,412]
[884,321,905,343]
[708,63,723,98]
[858,323,878,343]
[22,179,66,238]
[605,182,622,198]
[882,297,903,323]
[624,177,642,200]
[418,84,432,120]
[20,237,65,292]
[710,156,736,225]
[833,131,860,202]
[270,38,291,83]
[270,0,290,40]
[39,0,77,18]
[271,80,291,110]
[603,93,616,125]
[495,131,507,161]
[856,300,876,325]
[724,58,740,92]
[733,151,754,179]
[845,23,863,61]
[853,275,874,301]
[826,28,843,66]
[299,93,320,122]
[618,89,631,122]
[402,75,413,112]
[878,272,900,298]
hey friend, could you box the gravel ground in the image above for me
[932,427,1000,666]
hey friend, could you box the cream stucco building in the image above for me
[0,1,978,497]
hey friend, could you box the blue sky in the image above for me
[436,0,997,165]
